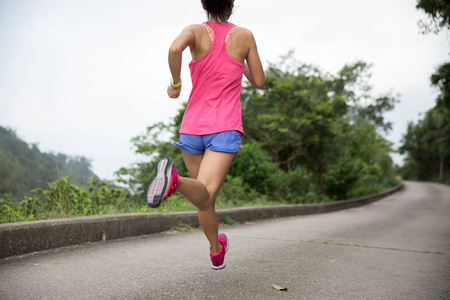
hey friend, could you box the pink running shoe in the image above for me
[144,157,179,208]
[210,233,229,270]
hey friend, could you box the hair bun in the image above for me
[202,0,234,22]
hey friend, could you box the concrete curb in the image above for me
[0,183,402,259]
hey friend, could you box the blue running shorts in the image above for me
[173,131,242,155]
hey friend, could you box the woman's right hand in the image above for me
[167,85,181,98]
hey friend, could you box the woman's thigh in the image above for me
[196,149,236,198]
[182,150,203,179]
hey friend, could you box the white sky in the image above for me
[0,0,448,179]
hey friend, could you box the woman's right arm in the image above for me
[167,26,196,98]
[244,32,265,89]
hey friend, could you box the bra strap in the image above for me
[224,27,234,45]
[202,23,214,42]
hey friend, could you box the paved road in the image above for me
[1,181,449,299]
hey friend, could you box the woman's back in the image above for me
[182,21,245,136]
[189,22,254,63]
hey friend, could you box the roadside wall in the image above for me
[0,183,402,259]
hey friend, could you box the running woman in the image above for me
[145,0,265,270]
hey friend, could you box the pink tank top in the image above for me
[179,21,245,136]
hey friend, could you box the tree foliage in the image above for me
[0,127,96,198]
[117,53,398,202]
[399,107,450,181]
[0,176,136,223]
[241,54,397,194]
[399,62,450,182]
[0,55,400,224]
[416,0,450,34]
[401,2,450,183]
[431,62,450,111]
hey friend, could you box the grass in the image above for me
[0,175,399,224]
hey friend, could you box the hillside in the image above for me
[0,126,96,198]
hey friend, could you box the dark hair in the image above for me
[202,0,234,23]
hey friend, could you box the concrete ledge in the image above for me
[0,183,402,259]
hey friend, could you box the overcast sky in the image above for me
[0,0,448,179]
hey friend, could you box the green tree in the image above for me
[117,53,398,202]
[399,56,450,183]
[333,61,398,133]
[325,116,395,199]
[115,115,188,195]
[416,0,450,34]
[241,54,397,192]
[431,62,450,111]
[399,107,450,181]
[399,1,450,183]
[0,127,96,198]
[241,62,345,192]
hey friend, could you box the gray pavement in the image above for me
[0,181,449,299]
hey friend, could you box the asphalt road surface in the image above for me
[1,181,449,299]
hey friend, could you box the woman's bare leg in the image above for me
[177,149,235,254]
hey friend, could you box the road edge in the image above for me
[0,183,403,259]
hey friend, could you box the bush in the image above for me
[324,159,363,200]
[217,175,264,207]
[348,164,398,198]
[0,176,138,223]
[229,141,279,195]
[274,167,319,204]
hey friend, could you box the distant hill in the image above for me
[0,126,96,198]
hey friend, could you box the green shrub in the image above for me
[218,176,268,206]
[223,215,236,225]
[229,141,279,195]
[0,176,137,223]
[348,164,398,198]
[274,167,318,204]
[324,159,363,200]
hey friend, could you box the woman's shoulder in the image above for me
[230,25,255,45]
[231,25,254,39]
[183,24,206,33]
[178,24,209,42]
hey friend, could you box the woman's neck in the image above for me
[208,15,229,23]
